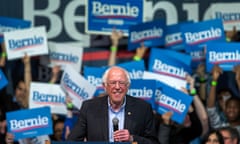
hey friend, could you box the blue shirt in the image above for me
[108,97,126,142]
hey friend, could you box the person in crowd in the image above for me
[202,129,224,144]
[157,75,206,144]
[50,118,65,141]
[67,66,159,144]
[207,65,240,135]
[207,65,236,123]
[218,126,239,144]
[4,54,50,144]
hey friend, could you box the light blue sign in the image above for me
[6,107,53,140]
[155,81,193,124]
[206,42,240,72]
[86,0,144,36]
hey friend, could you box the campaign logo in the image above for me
[165,32,182,47]
[181,19,225,52]
[10,115,49,132]
[215,12,240,22]
[50,52,79,64]
[128,20,165,51]
[92,1,139,19]
[87,0,143,36]
[152,59,187,80]
[206,42,240,72]
[32,91,65,105]
[184,27,222,45]
[7,107,52,140]
[8,36,44,51]
[128,79,156,109]
[130,27,163,43]
[62,73,89,100]
[154,81,193,124]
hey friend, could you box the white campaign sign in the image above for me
[60,65,96,109]
[48,42,83,72]
[29,82,67,115]
[4,26,48,60]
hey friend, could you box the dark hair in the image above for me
[218,126,240,143]
[226,97,240,108]
[202,129,224,144]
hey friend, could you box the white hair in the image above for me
[102,66,131,84]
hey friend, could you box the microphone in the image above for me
[112,117,119,132]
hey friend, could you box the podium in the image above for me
[45,140,137,144]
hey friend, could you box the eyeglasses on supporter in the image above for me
[107,81,129,87]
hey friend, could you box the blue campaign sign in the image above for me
[188,46,206,69]
[86,0,144,36]
[128,20,166,51]
[117,60,146,79]
[150,48,192,66]
[128,79,156,109]
[83,66,108,97]
[0,68,8,90]
[206,42,240,72]
[155,81,193,124]
[6,107,53,140]
[0,16,31,43]
[148,48,192,78]
[181,19,226,52]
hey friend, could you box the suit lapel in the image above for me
[124,96,134,130]
[100,96,109,141]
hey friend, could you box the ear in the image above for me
[102,83,107,91]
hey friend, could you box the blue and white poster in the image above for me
[29,82,67,115]
[128,20,165,51]
[61,65,96,109]
[6,107,52,140]
[83,66,108,97]
[211,3,240,31]
[86,0,144,36]
[206,42,240,72]
[128,79,156,109]
[148,48,192,79]
[118,60,146,79]
[0,16,31,43]
[165,23,184,50]
[155,81,193,124]
[181,19,226,52]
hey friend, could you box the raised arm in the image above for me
[207,65,222,108]
[108,29,123,66]
[23,53,31,108]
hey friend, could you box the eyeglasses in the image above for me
[223,137,232,141]
[107,81,129,87]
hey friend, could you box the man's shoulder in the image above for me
[126,95,151,106]
[83,95,107,104]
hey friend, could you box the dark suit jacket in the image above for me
[67,95,159,144]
